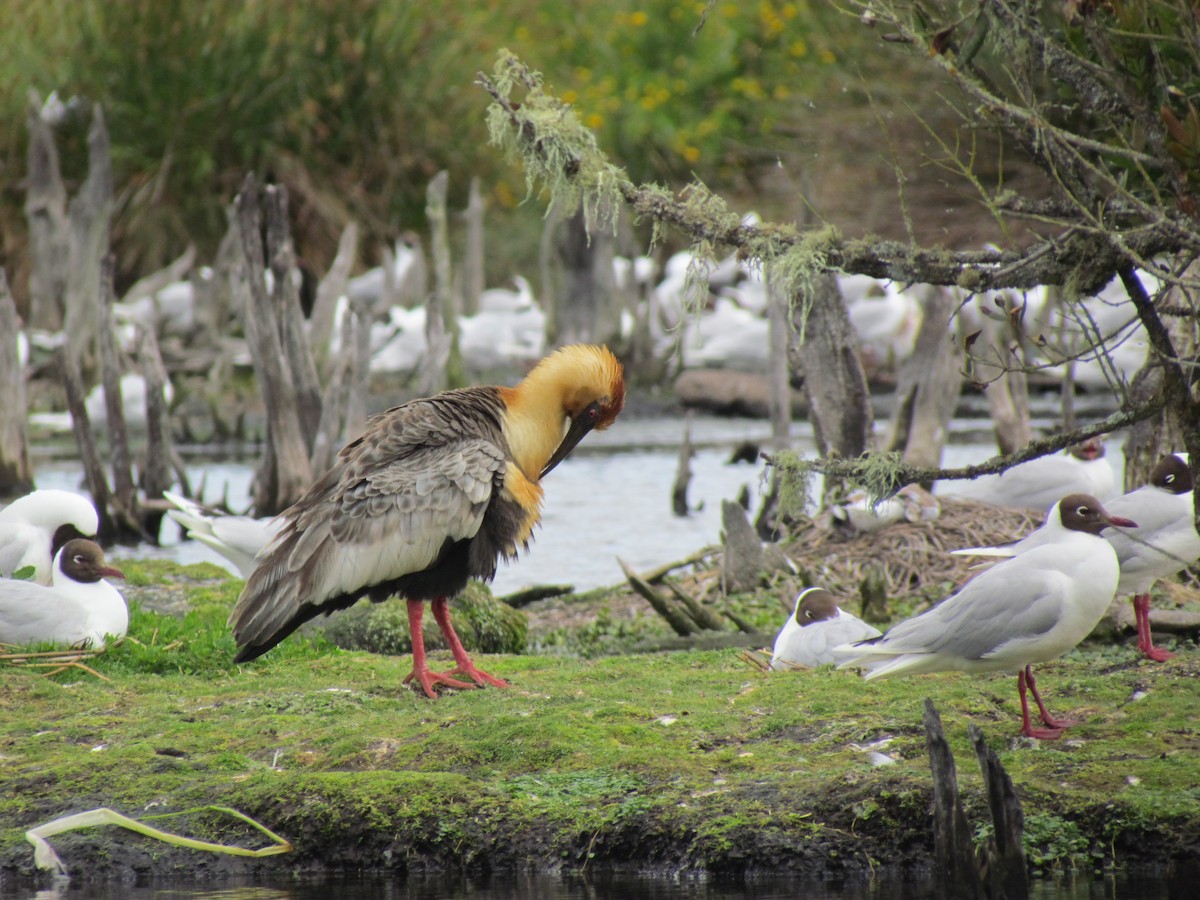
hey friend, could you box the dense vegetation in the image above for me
[2,1,881,294]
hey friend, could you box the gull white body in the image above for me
[836,495,1134,738]
[0,490,100,585]
[952,454,1199,660]
[0,542,127,649]
[771,588,881,669]
[937,441,1116,510]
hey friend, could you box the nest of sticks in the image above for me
[782,498,1047,602]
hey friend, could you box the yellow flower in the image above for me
[586,113,604,129]
[789,39,807,57]
[683,145,700,163]
[630,10,648,27]
[819,48,836,64]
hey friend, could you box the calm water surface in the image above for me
[0,867,1188,899]
[28,414,1127,595]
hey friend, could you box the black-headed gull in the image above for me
[835,494,1137,739]
[937,437,1116,510]
[1102,453,1200,660]
[0,539,127,650]
[770,587,881,669]
[163,491,281,578]
[952,453,1200,661]
[0,489,100,585]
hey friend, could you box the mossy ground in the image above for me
[2,560,1199,889]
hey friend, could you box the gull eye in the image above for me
[1076,505,1091,517]
[1165,474,1176,484]
[803,609,815,620]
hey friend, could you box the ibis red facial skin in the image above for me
[228,344,625,697]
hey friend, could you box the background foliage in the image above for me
[2,1,881,294]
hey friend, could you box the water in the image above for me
[28,416,782,595]
[0,866,1189,899]
[25,414,1128,595]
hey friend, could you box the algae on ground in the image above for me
[2,560,1199,885]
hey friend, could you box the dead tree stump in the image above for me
[0,274,33,497]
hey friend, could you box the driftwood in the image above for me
[137,326,183,540]
[923,699,987,900]
[631,631,771,654]
[633,547,718,585]
[501,584,575,609]
[553,205,618,345]
[672,413,694,517]
[792,272,873,464]
[886,286,963,469]
[265,185,323,443]
[0,274,33,497]
[664,580,725,631]
[673,369,807,418]
[766,270,792,445]
[63,103,114,376]
[309,221,359,372]
[24,90,70,331]
[972,295,1034,455]
[461,176,485,316]
[619,557,694,637]
[57,347,114,541]
[969,724,1029,900]
[923,700,1030,900]
[97,256,139,538]
[234,173,313,515]
[419,170,457,395]
[720,499,790,594]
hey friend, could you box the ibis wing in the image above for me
[230,389,511,660]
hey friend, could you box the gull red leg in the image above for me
[430,596,510,689]
[1133,593,1176,662]
[402,598,475,698]
[1017,668,1065,740]
[1024,665,1077,729]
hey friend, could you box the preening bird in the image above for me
[952,454,1200,662]
[770,588,881,670]
[164,491,281,578]
[229,344,625,697]
[0,539,127,650]
[0,489,100,585]
[836,494,1137,739]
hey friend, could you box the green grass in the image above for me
[2,560,1199,879]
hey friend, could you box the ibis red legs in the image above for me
[1132,593,1176,661]
[431,597,510,690]
[1018,666,1076,740]
[402,598,510,698]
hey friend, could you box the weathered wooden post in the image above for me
[233,173,313,515]
[885,285,963,471]
[419,170,461,395]
[24,89,69,331]
[789,271,874,479]
[461,176,485,317]
[0,273,33,497]
[63,104,114,378]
